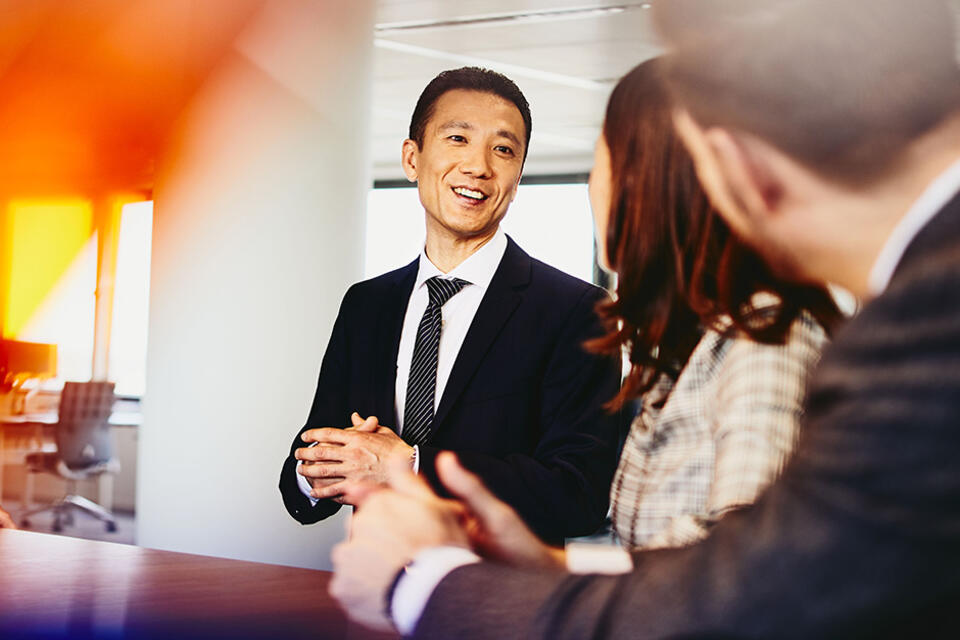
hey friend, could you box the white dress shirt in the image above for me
[297,228,508,503]
[390,160,960,635]
[394,227,508,430]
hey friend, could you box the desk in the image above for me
[0,412,141,511]
[0,529,396,639]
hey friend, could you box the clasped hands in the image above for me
[328,451,565,632]
[295,412,415,505]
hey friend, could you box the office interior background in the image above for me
[1,0,956,571]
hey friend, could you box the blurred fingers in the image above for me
[386,455,435,500]
[437,452,515,530]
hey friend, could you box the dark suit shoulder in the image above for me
[526,256,608,305]
[339,259,418,306]
[797,227,960,540]
[345,259,416,294]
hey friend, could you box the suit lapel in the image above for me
[374,259,418,429]
[894,190,960,281]
[432,238,531,432]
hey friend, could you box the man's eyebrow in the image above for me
[496,129,522,148]
[437,120,474,132]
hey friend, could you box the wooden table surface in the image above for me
[0,529,397,640]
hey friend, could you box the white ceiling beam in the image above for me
[375,4,648,32]
[373,38,611,92]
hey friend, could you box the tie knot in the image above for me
[425,276,470,307]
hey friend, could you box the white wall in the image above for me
[138,0,374,570]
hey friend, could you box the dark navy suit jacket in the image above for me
[279,237,622,541]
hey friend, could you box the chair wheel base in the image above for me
[106,521,118,533]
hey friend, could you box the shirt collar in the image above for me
[415,226,508,292]
[868,155,960,296]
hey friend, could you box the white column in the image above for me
[138,0,374,569]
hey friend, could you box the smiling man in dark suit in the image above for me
[278,67,621,543]
[329,1,960,637]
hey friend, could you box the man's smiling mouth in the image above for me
[453,186,488,201]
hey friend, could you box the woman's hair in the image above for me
[590,58,842,410]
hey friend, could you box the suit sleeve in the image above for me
[419,285,622,542]
[412,268,960,638]
[278,287,355,524]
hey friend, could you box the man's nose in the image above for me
[459,146,492,178]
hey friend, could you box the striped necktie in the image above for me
[403,276,470,446]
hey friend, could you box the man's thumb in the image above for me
[350,412,380,432]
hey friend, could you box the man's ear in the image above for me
[401,139,419,182]
[674,109,754,232]
[704,127,784,219]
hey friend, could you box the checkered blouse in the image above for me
[610,312,827,550]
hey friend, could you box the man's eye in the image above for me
[448,135,466,143]
[495,145,515,156]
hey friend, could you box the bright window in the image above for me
[109,202,153,396]
[4,200,97,383]
[365,183,596,283]
[2,198,153,396]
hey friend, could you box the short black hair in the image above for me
[408,67,532,160]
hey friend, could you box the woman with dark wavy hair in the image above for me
[588,58,843,550]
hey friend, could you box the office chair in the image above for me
[22,381,120,533]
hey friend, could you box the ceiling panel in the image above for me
[371,1,662,180]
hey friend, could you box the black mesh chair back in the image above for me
[56,381,115,470]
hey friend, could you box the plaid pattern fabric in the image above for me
[611,311,828,550]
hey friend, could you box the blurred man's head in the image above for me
[654,0,960,292]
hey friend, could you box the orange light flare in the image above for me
[0,0,267,196]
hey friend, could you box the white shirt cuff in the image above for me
[412,445,420,474]
[564,542,633,574]
[391,546,480,635]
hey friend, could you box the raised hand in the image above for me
[329,457,470,631]
[435,452,564,569]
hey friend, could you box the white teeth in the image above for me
[453,187,485,200]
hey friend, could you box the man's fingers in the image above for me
[339,481,382,506]
[301,428,354,445]
[436,452,510,526]
[295,445,348,463]
[298,461,347,479]
[352,416,379,432]
[307,476,343,489]
[311,479,351,500]
[350,411,380,432]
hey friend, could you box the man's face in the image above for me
[403,89,526,242]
